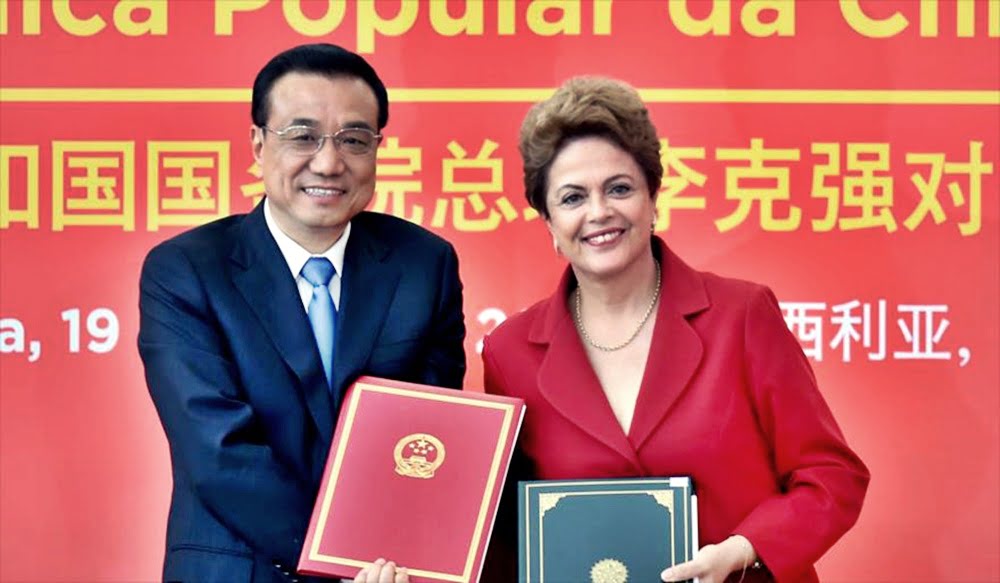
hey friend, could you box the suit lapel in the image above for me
[628,242,708,451]
[230,203,335,444]
[333,217,401,399]
[532,271,643,470]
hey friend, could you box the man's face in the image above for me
[252,72,379,252]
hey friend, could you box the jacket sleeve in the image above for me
[418,243,466,389]
[138,242,312,569]
[479,335,528,583]
[733,286,870,582]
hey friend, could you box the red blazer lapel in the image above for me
[629,240,710,451]
[530,270,643,471]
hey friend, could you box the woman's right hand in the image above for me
[353,558,409,583]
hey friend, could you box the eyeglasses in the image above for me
[261,125,382,156]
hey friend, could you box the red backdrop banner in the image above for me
[1,1,998,581]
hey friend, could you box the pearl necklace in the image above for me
[573,261,661,352]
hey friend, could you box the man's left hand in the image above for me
[354,558,409,583]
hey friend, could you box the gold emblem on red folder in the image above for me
[393,433,446,479]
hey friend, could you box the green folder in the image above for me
[519,477,697,583]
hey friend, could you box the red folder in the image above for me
[298,376,525,582]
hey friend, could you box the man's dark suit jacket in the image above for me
[138,202,466,582]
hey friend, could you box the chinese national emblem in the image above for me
[393,433,446,479]
[590,558,628,583]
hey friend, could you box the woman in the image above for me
[479,77,870,583]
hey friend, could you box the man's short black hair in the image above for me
[251,43,389,130]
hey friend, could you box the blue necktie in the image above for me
[301,257,337,389]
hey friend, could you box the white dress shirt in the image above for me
[263,198,349,311]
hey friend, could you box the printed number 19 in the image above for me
[60,308,119,353]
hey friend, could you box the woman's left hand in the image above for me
[660,535,756,583]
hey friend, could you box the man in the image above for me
[138,44,465,582]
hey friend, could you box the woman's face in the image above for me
[544,136,656,282]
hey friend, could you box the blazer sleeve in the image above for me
[417,243,466,389]
[479,335,528,583]
[733,286,870,582]
[138,242,312,567]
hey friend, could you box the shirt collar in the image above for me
[263,198,349,279]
